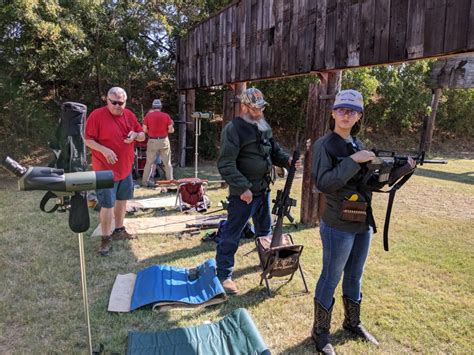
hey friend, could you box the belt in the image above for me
[149,136,167,139]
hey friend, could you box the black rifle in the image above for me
[270,146,300,248]
[363,150,447,251]
[364,150,447,188]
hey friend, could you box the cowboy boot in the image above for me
[311,298,336,355]
[99,235,112,256]
[342,294,379,345]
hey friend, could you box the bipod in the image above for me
[255,234,309,296]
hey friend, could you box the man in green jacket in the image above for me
[216,87,292,295]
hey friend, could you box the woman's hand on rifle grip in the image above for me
[350,150,376,163]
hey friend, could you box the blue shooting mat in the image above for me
[127,308,271,355]
[130,258,227,312]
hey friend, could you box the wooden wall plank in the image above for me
[226,7,233,83]
[469,0,474,48]
[347,0,360,66]
[272,0,284,76]
[242,0,251,80]
[205,20,211,87]
[289,0,299,74]
[388,0,409,61]
[255,0,264,79]
[360,0,375,65]
[444,0,471,52]
[406,0,426,59]
[373,0,391,63]
[313,0,327,70]
[230,5,237,82]
[304,0,317,71]
[335,0,350,68]
[261,0,270,79]
[325,0,337,69]
[249,0,258,80]
[215,14,222,85]
[424,0,446,56]
[281,0,292,75]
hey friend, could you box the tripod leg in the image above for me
[264,277,271,296]
[78,233,93,355]
[298,263,309,293]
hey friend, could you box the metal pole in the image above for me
[194,118,201,178]
[78,232,93,355]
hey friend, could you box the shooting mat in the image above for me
[127,196,177,210]
[127,308,270,355]
[108,258,227,313]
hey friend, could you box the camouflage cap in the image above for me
[240,88,268,109]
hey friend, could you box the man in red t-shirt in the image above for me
[142,98,174,186]
[85,87,145,256]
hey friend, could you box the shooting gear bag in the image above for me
[40,102,90,233]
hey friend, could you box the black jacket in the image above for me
[218,117,290,196]
[312,132,374,233]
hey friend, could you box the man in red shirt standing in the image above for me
[85,87,145,256]
[142,98,174,186]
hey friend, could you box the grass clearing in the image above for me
[1,161,473,353]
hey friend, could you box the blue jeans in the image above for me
[315,220,373,309]
[216,192,272,280]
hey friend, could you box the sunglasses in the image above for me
[108,98,125,106]
[335,108,359,117]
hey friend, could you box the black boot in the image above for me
[311,298,336,355]
[342,295,379,345]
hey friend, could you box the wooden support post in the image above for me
[178,92,187,167]
[422,88,442,154]
[222,82,247,124]
[177,90,196,167]
[186,90,196,165]
[300,71,341,226]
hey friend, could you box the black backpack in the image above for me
[41,102,90,233]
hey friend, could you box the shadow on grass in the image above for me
[415,167,474,185]
[280,329,360,354]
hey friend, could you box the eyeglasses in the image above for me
[108,98,125,106]
[334,108,359,117]
[247,104,265,112]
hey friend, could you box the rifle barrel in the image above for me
[421,159,448,164]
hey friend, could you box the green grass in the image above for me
[1,161,473,353]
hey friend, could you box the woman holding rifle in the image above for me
[311,89,415,354]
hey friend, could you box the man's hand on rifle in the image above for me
[288,157,303,169]
[240,189,253,204]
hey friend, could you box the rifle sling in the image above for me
[380,171,415,251]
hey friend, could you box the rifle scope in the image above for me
[2,156,114,192]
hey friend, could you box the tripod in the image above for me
[78,232,93,354]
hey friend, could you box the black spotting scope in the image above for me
[2,156,114,192]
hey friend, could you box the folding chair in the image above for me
[174,178,209,212]
[255,233,309,296]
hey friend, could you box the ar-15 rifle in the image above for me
[362,150,447,251]
[270,146,300,248]
[363,150,447,188]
